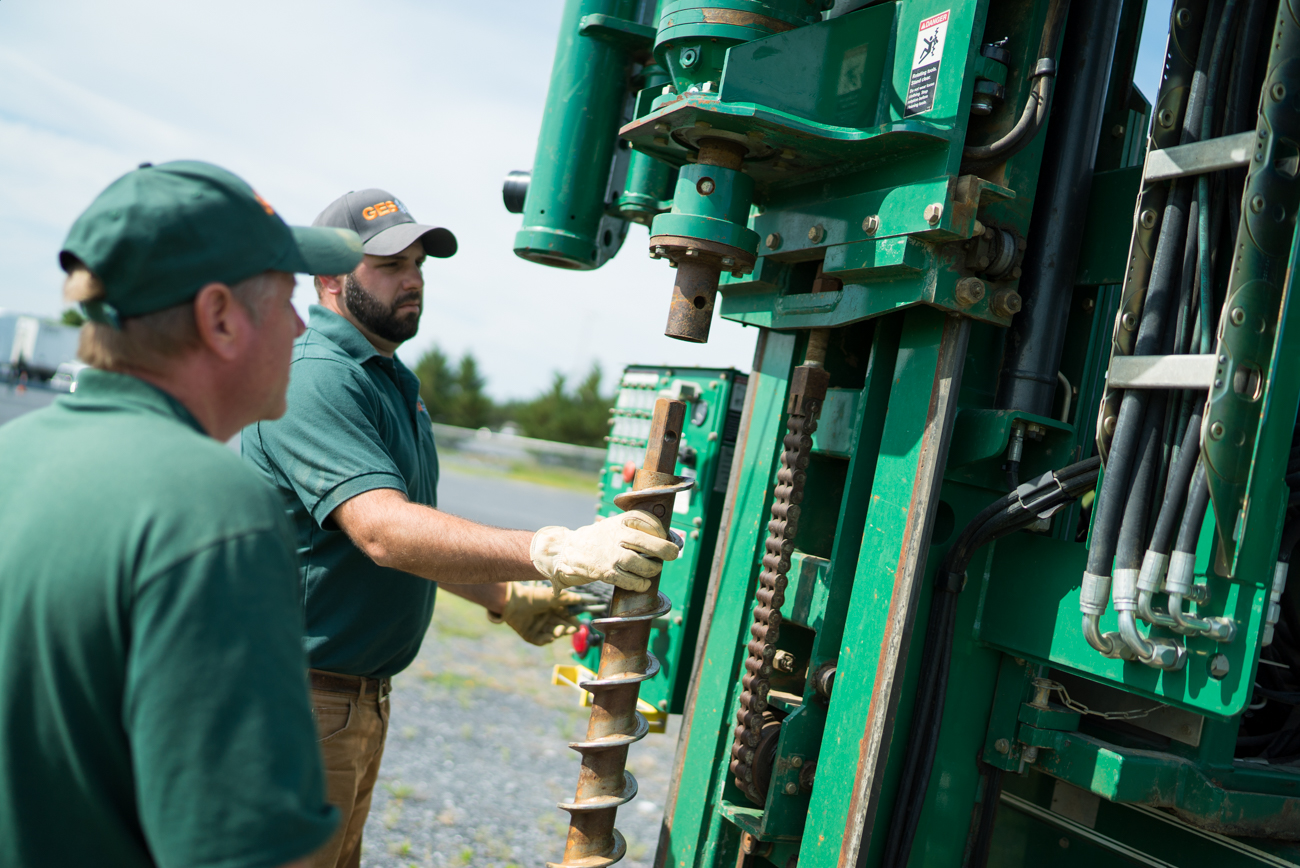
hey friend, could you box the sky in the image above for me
[0,0,1173,400]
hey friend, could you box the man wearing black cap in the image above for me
[0,161,365,868]
[242,189,678,868]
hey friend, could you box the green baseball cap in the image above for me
[60,160,364,324]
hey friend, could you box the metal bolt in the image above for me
[684,248,699,258]
[693,516,703,527]
[721,255,735,267]
[690,530,699,540]
[654,122,670,133]
[1121,312,1138,331]
[990,289,1022,318]
[697,177,716,195]
[1140,208,1157,229]
[652,503,667,517]
[1273,83,1287,102]
[1210,420,1225,439]
[702,81,716,93]
[654,136,669,146]
[954,277,986,306]
[650,248,662,259]
[1082,297,1095,312]
[791,756,803,768]
[661,84,676,96]
[1103,415,1117,435]
[924,203,944,226]
[773,650,797,673]
[680,46,699,68]
[765,232,782,250]
[972,219,986,236]
[994,738,1011,754]
[1231,306,1246,325]
[1209,654,1231,679]
[808,224,826,243]
[1111,124,1125,137]
[784,782,799,795]
[1176,7,1191,26]
[862,214,880,235]
[658,699,669,712]
[1252,195,1266,213]
[1060,837,1071,849]
[694,120,712,129]
[1158,108,1176,128]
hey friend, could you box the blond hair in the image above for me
[63,267,277,373]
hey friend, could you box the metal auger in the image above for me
[550,397,693,868]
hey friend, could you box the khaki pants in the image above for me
[308,672,391,868]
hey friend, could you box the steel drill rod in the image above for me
[552,398,686,868]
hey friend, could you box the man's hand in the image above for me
[487,582,582,646]
[531,510,680,594]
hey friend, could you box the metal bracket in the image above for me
[1106,354,1217,389]
[1142,131,1255,184]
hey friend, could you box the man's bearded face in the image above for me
[344,272,421,343]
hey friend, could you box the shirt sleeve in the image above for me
[123,529,337,868]
[252,357,407,525]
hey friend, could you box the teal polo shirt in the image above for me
[242,305,440,679]
[0,370,336,868]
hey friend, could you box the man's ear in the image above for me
[192,282,247,362]
[316,273,346,298]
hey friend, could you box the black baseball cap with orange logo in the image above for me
[312,188,457,259]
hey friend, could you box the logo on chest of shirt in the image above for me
[417,398,428,416]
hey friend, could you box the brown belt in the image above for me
[309,668,391,699]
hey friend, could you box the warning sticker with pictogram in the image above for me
[905,10,949,117]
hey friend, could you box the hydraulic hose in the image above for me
[882,457,1099,868]
[962,0,1070,164]
[1198,0,1241,352]
[1164,461,1235,639]
[1138,404,1205,627]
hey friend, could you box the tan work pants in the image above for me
[307,672,391,868]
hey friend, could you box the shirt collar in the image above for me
[307,305,386,364]
[64,369,209,436]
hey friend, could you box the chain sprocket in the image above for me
[729,363,829,805]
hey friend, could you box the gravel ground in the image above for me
[358,578,680,868]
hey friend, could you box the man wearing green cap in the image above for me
[0,161,365,868]
[242,189,680,868]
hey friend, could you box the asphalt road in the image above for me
[0,386,58,427]
[435,466,597,532]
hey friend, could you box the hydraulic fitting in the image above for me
[1265,562,1289,646]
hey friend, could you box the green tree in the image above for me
[449,354,492,429]
[60,308,85,327]
[414,345,493,429]
[414,346,454,423]
[513,362,612,447]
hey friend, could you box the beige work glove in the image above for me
[531,510,681,594]
[487,582,582,646]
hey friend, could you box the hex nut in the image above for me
[954,277,986,306]
[808,224,826,243]
[772,650,797,673]
[765,232,782,250]
[862,214,880,235]
[1158,108,1175,128]
[990,289,1022,318]
[924,203,944,226]
[1209,654,1231,679]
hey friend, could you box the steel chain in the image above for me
[728,398,823,804]
[1038,679,1156,721]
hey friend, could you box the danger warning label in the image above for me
[905,10,949,117]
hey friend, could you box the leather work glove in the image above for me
[531,510,682,595]
[487,581,583,646]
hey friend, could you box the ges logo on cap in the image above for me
[362,199,407,221]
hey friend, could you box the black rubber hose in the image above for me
[1116,392,1169,571]
[968,766,1004,868]
[1149,404,1207,555]
[962,0,1070,163]
[882,457,1100,868]
[1174,461,1211,557]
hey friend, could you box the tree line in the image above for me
[412,346,613,448]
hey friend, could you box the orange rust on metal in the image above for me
[666,261,722,344]
[553,399,688,868]
[699,8,798,33]
[697,137,748,171]
[838,316,969,867]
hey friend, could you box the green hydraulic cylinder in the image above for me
[513,0,640,270]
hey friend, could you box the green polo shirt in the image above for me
[0,369,336,868]
[242,305,440,678]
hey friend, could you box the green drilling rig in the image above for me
[506,0,1300,865]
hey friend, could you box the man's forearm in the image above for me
[332,488,540,585]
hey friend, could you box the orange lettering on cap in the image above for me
[363,200,398,220]
[253,192,276,216]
